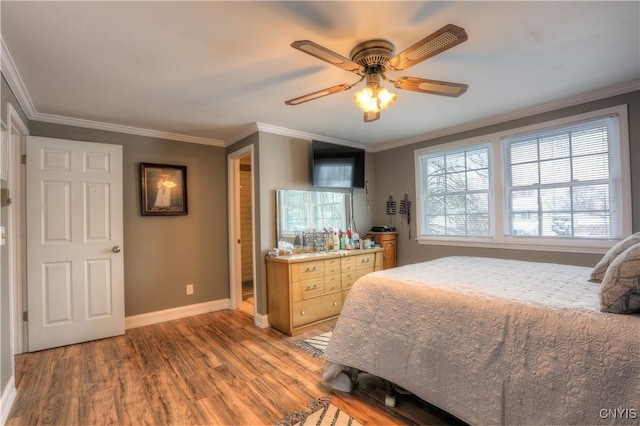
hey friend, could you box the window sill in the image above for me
[416,236,616,254]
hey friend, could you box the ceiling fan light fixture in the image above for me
[376,87,397,109]
[353,81,396,113]
[286,24,468,122]
[354,86,378,112]
[354,71,397,113]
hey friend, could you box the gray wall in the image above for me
[372,91,640,267]
[28,122,229,316]
[227,132,376,315]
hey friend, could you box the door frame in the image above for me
[227,145,256,314]
[6,104,28,355]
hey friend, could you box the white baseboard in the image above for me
[125,299,230,329]
[1,376,16,426]
[254,312,270,329]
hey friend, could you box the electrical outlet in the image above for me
[186,284,194,295]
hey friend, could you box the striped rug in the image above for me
[276,397,362,426]
[294,331,332,357]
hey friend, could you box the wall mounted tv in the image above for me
[311,140,365,189]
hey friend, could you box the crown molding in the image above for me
[372,79,640,152]
[225,121,368,151]
[253,122,369,151]
[32,111,225,146]
[224,123,259,146]
[0,37,37,118]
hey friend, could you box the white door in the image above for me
[26,136,124,351]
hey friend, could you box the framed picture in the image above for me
[140,163,188,216]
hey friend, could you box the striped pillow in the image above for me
[590,232,640,282]
[600,242,640,314]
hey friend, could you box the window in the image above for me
[415,105,631,252]
[418,144,491,237]
[504,117,619,239]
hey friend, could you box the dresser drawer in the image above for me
[292,293,342,327]
[324,258,340,275]
[355,253,376,270]
[324,272,341,293]
[341,271,357,290]
[341,256,356,273]
[291,277,325,302]
[291,260,324,283]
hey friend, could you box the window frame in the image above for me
[417,141,494,238]
[415,105,631,254]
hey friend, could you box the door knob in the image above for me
[112,246,121,253]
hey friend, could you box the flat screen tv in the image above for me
[311,140,365,188]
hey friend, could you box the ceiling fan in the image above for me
[285,24,469,122]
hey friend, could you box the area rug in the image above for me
[294,332,332,357]
[276,397,362,426]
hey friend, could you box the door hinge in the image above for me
[21,154,26,165]
[23,311,28,321]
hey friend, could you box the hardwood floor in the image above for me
[6,310,464,425]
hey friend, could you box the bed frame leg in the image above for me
[384,380,397,407]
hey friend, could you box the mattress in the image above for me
[323,256,640,425]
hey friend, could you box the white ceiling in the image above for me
[1,1,639,150]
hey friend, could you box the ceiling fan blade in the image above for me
[364,111,380,122]
[386,24,468,71]
[285,83,354,105]
[291,40,364,74]
[394,77,468,97]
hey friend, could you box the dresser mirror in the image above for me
[276,189,351,250]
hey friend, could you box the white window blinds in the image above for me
[503,116,619,239]
[418,144,491,236]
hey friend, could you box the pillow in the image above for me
[590,232,640,282]
[599,242,640,314]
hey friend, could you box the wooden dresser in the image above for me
[367,231,397,269]
[266,248,383,336]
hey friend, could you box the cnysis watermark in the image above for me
[599,408,638,420]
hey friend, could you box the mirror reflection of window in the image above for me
[277,189,351,244]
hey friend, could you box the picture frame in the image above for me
[140,163,188,216]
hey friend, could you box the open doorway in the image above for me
[227,146,255,318]
[238,154,254,316]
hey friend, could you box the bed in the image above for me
[322,256,640,425]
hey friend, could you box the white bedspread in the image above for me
[323,257,640,425]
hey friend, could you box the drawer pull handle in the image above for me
[300,310,305,315]
[361,258,370,263]
[305,284,318,291]
[305,266,318,272]
[332,302,337,306]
